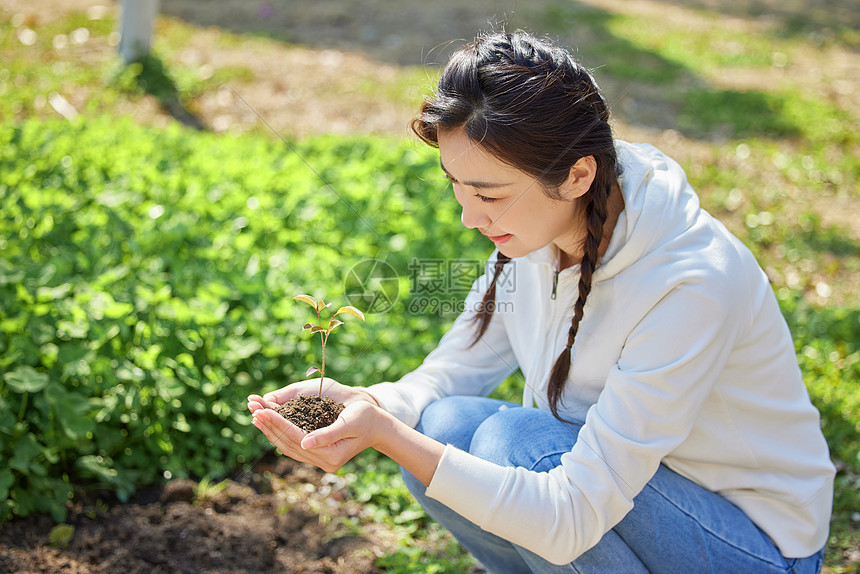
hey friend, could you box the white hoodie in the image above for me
[367,141,835,563]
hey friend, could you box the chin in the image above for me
[496,245,520,259]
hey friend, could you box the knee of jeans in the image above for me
[469,407,531,467]
[417,396,483,446]
[469,407,580,470]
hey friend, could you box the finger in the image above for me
[248,395,278,413]
[253,409,306,450]
[302,401,372,449]
[252,408,300,435]
[247,397,266,413]
[301,416,352,450]
[262,385,306,405]
[248,400,275,414]
[248,395,278,411]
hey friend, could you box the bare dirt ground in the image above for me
[1,0,858,572]
[0,457,404,574]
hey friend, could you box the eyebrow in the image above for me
[440,159,512,190]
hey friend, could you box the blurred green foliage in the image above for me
[0,117,485,522]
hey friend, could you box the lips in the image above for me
[482,232,512,244]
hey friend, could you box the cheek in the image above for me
[516,205,551,233]
[527,204,574,240]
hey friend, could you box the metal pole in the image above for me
[118,0,160,63]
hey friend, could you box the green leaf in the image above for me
[36,283,72,302]
[0,259,24,285]
[11,487,37,516]
[76,455,119,485]
[334,305,366,321]
[0,405,15,432]
[292,294,317,309]
[44,382,95,440]
[328,319,344,332]
[48,524,75,548]
[0,468,14,499]
[103,301,134,319]
[11,433,42,472]
[3,366,49,393]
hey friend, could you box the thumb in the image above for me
[301,416,349,450]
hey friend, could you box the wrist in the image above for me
[369,404,398,453]
[371,408,444,487]
[360,388,381,408]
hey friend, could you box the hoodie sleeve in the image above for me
[366,251,518,428]
[424,278,745,564]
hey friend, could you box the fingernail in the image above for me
[301,435,316,449]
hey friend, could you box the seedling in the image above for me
[292,294,366,396]
[274,295,366,432]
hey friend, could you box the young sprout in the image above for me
[293,294,366,396]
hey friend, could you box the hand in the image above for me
[246,377,378,415]
[249,379,444,485]
[250,398,390,473]
[247,378,386,473]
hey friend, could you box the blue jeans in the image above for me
[402,396,826,574]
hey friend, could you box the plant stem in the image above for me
[18,392,28,420]
[316,307,325,395]
[319,331,329,396]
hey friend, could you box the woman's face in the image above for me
[437,128,591,261]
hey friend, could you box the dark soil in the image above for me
[275,395,346,432]
[0,457,397,574]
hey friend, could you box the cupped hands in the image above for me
[247,378,388,473]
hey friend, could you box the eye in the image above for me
[474,193,498,204]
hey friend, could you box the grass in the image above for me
[2,0,858,570]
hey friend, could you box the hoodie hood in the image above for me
[522,141,703,281]
[596,141,703,280]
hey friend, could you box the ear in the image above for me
[560,156,597,200]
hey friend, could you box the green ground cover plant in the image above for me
[2,0,858,569]
[0,117,484,524]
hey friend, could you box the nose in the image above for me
[461,205,487,229]
[455,187,491,230]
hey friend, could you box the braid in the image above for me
[547,182,611,419]
[469,252,512,346]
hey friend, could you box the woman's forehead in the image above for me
[438,129,526,184]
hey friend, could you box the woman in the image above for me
[248,31,834,573]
